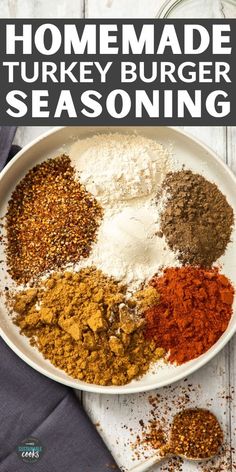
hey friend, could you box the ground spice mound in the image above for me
[145,267,234,364]
[12,268,164,386]
[168,409,223,459]
[160,170,234,266]
[5,155,102,284]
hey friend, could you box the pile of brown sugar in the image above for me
[160,170,234,266]
[5,155,103,284]
[12,268,164,386]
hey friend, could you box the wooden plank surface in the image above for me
[85,0,163,18]
[0,0,83,18]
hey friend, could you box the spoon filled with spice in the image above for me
[129,408,223,472]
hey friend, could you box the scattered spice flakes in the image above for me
[129,384,198,463]
[5,155,103,284]
[128,383,234,472]
[135,419,166,450]
[160,457,184,472]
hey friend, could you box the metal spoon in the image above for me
[129,409,223,472]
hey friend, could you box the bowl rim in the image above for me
[0,125,235,394]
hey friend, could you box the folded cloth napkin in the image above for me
[0,127,17,170]
[0,128,120,472]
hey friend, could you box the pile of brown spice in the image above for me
[12,268,164,386]
[167,409,223,459]
[160,170,234,266]
[5,155,103,284]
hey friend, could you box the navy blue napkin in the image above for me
[0,127,120,472]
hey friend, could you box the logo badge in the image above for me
[16,437,44,463]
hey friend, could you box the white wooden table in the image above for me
[2,1,236,470]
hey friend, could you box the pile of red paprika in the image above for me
[144,267,234,364]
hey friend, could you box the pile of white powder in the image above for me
[86,205,179,290]
[70,133,170,206]
[70,133,178,290]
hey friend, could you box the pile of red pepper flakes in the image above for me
[145,267,234,365]
[5,155,103,284]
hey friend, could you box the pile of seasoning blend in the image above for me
[5,155,103,284]
[145,267,234,364]
[160,170,234,266]
[12,268,164,386]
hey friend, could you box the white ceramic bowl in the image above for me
[0,126,235,394]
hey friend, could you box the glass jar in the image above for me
[157,0,236,18]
